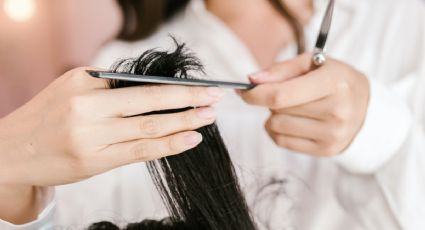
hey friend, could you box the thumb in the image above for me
[248,53,313,84]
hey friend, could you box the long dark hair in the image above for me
[89,38,258,230]
[116,0,305,53]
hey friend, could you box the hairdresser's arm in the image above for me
[0,67,223,224]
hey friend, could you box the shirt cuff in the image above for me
[333,78,412,174]
[0,187,56,230]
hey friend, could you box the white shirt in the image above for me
[2,0,425,229]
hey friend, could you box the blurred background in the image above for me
[1,0,424,118]
[0,0,123,116]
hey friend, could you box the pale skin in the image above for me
[0,68,224,223]
[0,0,370,224]
[240,54,369,156]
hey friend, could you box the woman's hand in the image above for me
[0,68,223,223]
[239,53,370,157]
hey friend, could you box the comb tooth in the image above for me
[87,71,255,90]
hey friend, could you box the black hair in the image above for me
[88,38,257,230]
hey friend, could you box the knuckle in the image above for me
[66,68,84,78]
[328,106,351,122]
[265,127,273,139]
[270,91,285,109]
[265,117,273,131]
[66,130,92,156]
[67,127,84,144]
[139,117,161,137]
[67,94,94,117]
[68,96,84,112]
[68,154,92,177]
[268,116,282,132]
[275,136,290,149]
[335,79,351,93]
[166,136,180,154]
[131,143,150,161]
[65,68,89,86]
[327,129,343,143]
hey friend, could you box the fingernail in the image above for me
[196,107,216,119]
[184,133,203,146]
[207,87,225,98]
[249,71,270,80]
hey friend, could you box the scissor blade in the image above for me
[314,0,335,50]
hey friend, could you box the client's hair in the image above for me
[88,38,257,230]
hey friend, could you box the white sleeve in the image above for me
[333,76,425,229]
[332,1,425,229]
[0,188,56,230]
[334,77,413,174]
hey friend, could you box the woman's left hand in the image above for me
[238,53,370,157]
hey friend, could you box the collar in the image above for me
[181,0,365,72]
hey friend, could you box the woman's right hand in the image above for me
[0,67,223,223]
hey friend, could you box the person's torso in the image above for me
[55,0,420,229]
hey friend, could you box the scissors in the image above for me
[312,0,335,66]
[89,0,335,89]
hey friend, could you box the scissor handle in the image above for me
[312,48,326,66]
[312,0,335,67]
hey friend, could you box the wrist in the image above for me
[0,119,42,224]
[0,128,18,185]
[0,184,41,224]
[0,117,33,185]
[333,78,411,174]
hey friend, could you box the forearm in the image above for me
[0,118,41,224]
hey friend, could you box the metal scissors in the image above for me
[312,0,335,66]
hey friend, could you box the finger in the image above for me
[249,53,312,84]
[96,85,225,117]
[103,107,216,144]
[274,97,333,120]
[102,131,203,166]
[266,113,323,140]
[240,70,334,109]
[269,133,320,155]
[63,67,108,90]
